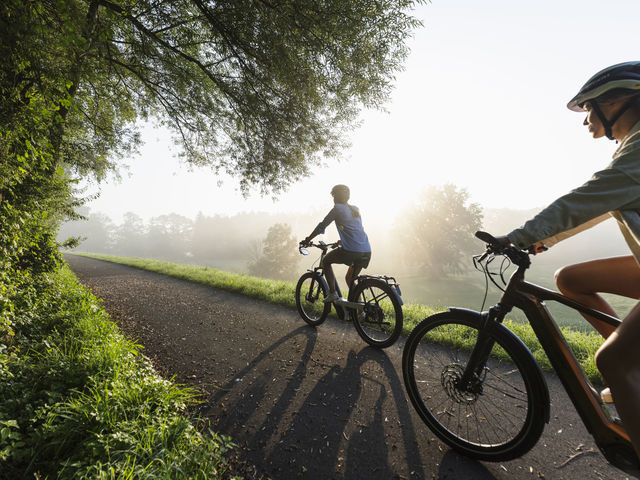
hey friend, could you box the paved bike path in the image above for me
[65,255,628,480]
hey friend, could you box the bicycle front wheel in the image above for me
[295,272,331,326]
[351,278,403,348]
[402,309,548,461]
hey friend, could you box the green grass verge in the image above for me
[0,265,238,479]
[76,253,605,384]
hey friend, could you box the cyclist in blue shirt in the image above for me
[301,184,372,303]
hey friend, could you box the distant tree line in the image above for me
[59,208,319,280]
[60,185,492,280]
[60,184,632,285]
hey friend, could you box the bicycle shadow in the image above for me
[198,324,319,430]
[199,320,500,479]
[276,344,498,480]
[259,346,402,479]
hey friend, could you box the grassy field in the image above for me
[75,253,607,384]
[398,263,636,333]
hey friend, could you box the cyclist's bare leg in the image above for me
[595,302,640,458]
[554,256,640,338]
[320,249,341,294]
[322,263,337,293]
[345,265,362,290]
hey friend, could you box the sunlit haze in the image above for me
[81,0,640,226]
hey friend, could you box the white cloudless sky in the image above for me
[82,0,640,225]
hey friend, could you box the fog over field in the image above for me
[59,203,628,289]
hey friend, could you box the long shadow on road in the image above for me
[200,325,495,480]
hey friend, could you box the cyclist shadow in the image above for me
[198,324,497,479]
[260,344,421,479]
[198,324,319,429]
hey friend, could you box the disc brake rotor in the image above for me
[441,363,482,404]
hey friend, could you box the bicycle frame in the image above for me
[485,263,639,473]
[300,242,403,314]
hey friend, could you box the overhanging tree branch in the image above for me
[97,0,244,109]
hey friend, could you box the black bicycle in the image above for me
[295,241,403,348]
[402,231,640,477]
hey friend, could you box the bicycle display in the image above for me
[295,241,404,348]
[402,231,640,477]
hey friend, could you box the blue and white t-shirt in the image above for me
[311,203,371,253]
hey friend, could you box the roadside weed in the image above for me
[0,265,238,479]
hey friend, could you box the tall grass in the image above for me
[76,254,604,382]
[0,266,238,479]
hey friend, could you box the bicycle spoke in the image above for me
[405,315,542,455]
[352,279,402,347]
[296,273,330,325]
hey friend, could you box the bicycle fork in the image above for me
[457,305,509,393]
[306,276,322,303]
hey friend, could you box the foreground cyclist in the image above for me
[495,61,640,458]
[301,184,371,303]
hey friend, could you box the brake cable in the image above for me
[474,250,513,311]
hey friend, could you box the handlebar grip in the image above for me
[475,231,498,245]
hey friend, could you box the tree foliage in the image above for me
[0,0,423,337]
[398,185,483,275]
[3,0,424,193]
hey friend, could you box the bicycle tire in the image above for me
[295,272,331,326]
[402,309,549,461]
[350,278,403,348]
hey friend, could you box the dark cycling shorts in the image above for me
[323,247,371,269]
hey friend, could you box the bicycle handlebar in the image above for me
[474,231,531,268]
[298,240,340,255]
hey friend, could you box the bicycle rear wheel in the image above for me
[351,278,403,348]
[402,309,548,461]
[295,272,331,326]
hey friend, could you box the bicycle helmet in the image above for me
[567,61,640,140]
[330,184,350,203]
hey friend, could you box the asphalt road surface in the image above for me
[65,254,630,480]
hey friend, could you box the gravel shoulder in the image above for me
[64,254,628,480]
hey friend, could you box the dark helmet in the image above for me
[567,62,640,140]
[567,61,640,111]
[330,184,350,202]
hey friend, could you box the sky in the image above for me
[81,0,640,225]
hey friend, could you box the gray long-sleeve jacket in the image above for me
[508,120,640,262]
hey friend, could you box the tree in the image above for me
[248,223,300,280]
[2,0,424,194]
[113,212,147,257]
[79,212,117,253]
[0,0,423,335]
[146,213,193,261]
[191,212,257,263]
[398,185,483,275]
